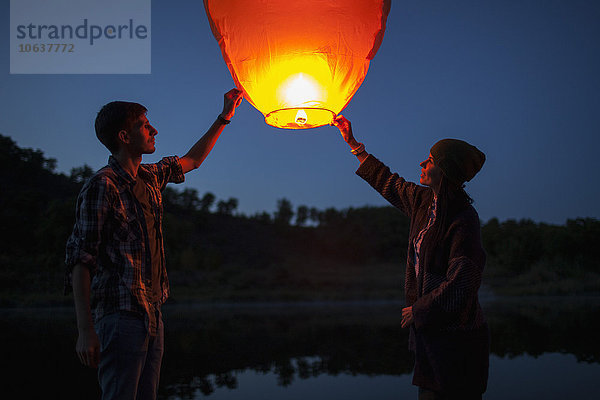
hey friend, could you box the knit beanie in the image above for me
[430,139,485,186]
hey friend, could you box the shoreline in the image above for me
[2,292,600,313]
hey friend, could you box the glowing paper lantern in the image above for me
[204,0,391,129]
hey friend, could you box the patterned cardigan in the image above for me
[356,154,489,394]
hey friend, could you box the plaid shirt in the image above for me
[65,155,184,324]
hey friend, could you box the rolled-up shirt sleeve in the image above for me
[144,156,185,191]
[64,175,111,294]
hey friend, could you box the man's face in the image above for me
[419,153,443,190]
[127,114,157,155]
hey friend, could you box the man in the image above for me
[65,88,243,399]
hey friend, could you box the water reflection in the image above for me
[484,297,600,363]
[161,302,411,399]
[160,298,600,399]
[167,360,417,400]
[1,297,599,399]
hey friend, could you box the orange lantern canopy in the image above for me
[204,0,391,129]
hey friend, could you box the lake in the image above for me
[1,296,599,399]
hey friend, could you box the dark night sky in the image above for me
[2,0,599,224]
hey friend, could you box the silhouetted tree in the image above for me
[274,198,294,226]
[251,211,272,224]
[199,192,216,213]
[180,188,200,212]
[320,207,343,226]
[309,207,321,225]
[69,165,94,184]
[296,205,309,226]
[217,197,238,215]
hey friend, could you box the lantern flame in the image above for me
[295,109,308,125]
[281,73,322,107]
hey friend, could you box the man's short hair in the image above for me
[95,101,147,153]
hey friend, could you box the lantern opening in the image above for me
[265,108,335,130]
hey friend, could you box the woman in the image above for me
[332,115,489,400]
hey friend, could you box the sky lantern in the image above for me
[204,0,391,130]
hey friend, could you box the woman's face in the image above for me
[420,153,443,191]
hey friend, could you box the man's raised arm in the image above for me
[180,88,243,174]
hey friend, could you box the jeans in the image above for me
[96,309,164,400]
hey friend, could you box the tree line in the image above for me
[0,133,598,304]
